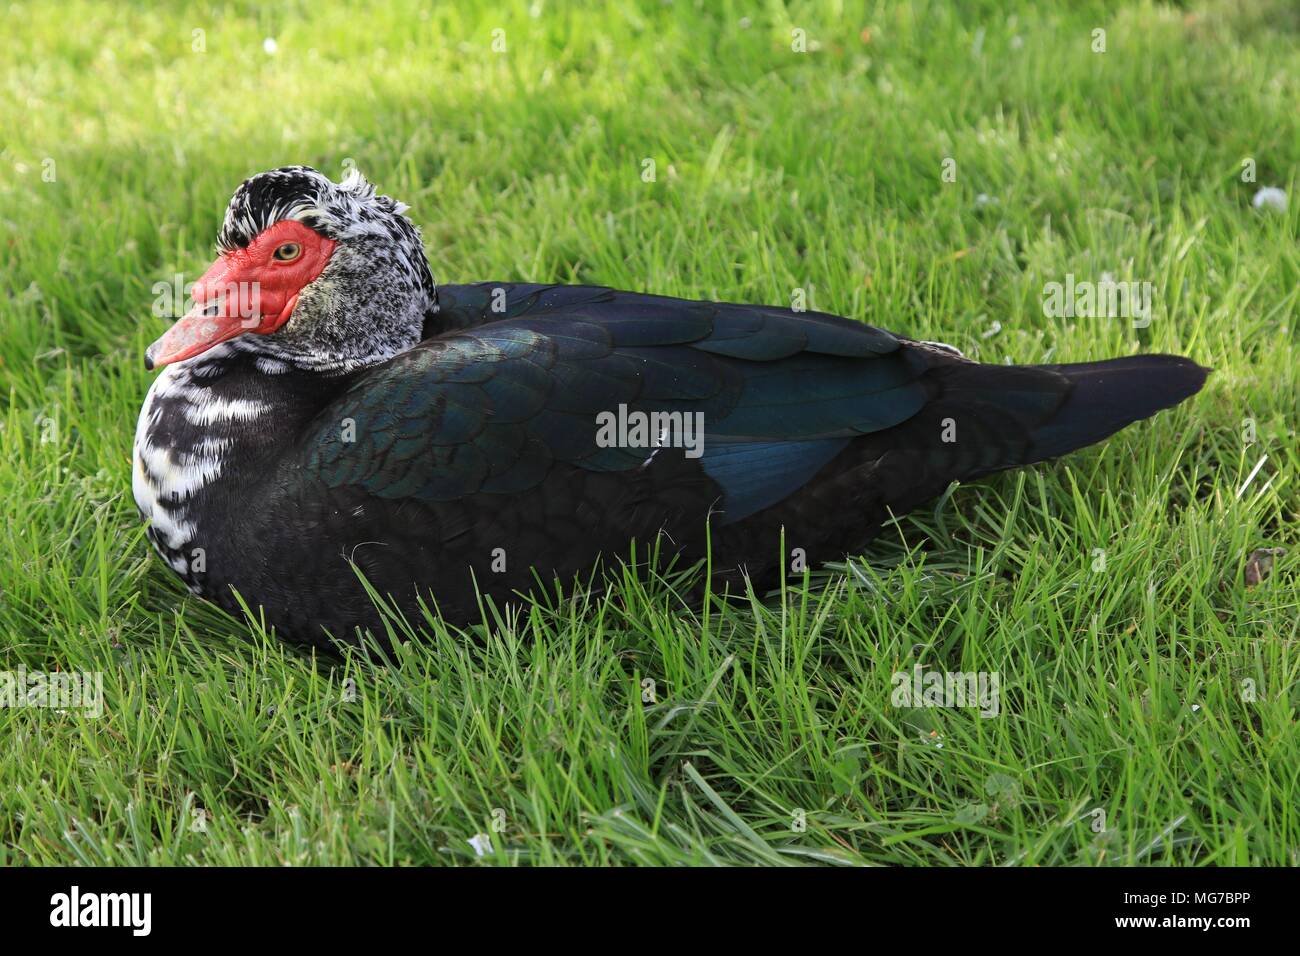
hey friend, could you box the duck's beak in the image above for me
[145,300,259,370]
[144,253,286,370]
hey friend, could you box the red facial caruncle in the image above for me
[145,220,337,369]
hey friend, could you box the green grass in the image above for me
[1,0,1297,865]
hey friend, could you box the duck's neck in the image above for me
[132,343,354,584]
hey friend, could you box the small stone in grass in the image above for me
[1244,547,1285,587]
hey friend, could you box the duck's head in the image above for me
[145,165,437,371]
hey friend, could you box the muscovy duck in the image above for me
[134,166,1208,650]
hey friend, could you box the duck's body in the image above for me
[134,168,1208,650]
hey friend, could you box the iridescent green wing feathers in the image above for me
[299,284,932,521]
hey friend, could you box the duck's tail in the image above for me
[1025,354,1209,461]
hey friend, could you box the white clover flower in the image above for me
[1252,186,1287,213]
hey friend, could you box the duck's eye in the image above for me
[272,242,302,262]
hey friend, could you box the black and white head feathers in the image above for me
[216,165,438,370]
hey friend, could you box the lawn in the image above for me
[1,0,1297,865]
